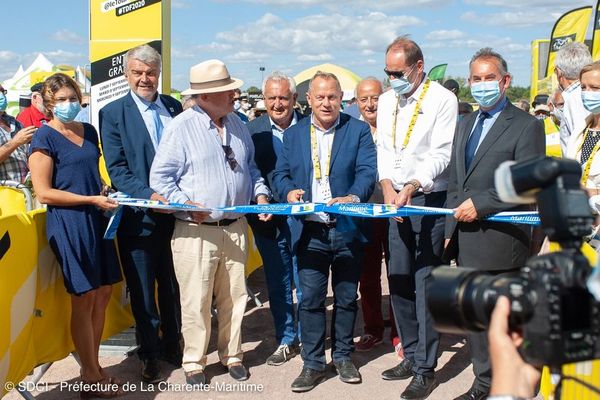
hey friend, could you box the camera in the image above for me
[428,157,600,368]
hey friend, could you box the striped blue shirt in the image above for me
[150,105,270,222]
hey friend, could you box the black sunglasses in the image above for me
[0,89,6,95]
[222,145,238,171]
[383,66,414,80]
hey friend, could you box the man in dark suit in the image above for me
[99,44,183,383]
[445,48,545,400]
[246,71,304,366]
[272,71,377,392]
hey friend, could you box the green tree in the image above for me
[246,86,261,95]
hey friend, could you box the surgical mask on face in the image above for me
[535,114,547,120]
[0,93,7,112]
[551,106,564,123]
[582,91,600,114]
[242,102,251,111]
[470,80,502,108]
[390,77,414,96]
[233,100,241,111]
[53,101,81,123]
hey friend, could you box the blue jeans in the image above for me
[252,217,301,346]
[297,222,364,371]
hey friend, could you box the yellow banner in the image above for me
[545,6,593,78]
[89,0,171,128]
[593,1,600,60]
[530,39,550,103]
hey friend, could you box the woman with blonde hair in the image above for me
[28,73,123,397]
[568,61,600,204]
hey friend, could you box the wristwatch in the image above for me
[404,179,420,191]
[256,192,272,202]
[348,194,360,203]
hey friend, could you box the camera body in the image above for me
[429,157,600,368]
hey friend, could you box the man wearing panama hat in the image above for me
[150,59,271,385]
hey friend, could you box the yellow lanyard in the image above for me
[578,127,600,185]
[391,78,431,149]
[311,124,335,181]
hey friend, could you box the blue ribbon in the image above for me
[104,194,541,238]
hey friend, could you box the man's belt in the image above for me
[201,218,241,227]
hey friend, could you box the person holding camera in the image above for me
[445,48,545,400]
[487,296,542,400]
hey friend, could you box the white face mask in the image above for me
[233,100,241,111]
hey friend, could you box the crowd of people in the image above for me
[1,36,598,400]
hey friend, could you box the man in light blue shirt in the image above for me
[150,59,270,386]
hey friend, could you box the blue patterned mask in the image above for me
[53,101,81,123]
[581,91,600,114]
[0,93,7,112]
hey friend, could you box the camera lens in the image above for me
[428,267,535,333]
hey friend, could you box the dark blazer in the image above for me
[246,111,304,238]
[272,113,377,251]
[445,101,545,271]
[247,111,304,187]
[99,92,183,237]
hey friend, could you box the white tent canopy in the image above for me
[2,53,90,116]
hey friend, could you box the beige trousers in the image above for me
[171,218,249,373]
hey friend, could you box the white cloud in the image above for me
[172,0,192,8]
[463,0,593,7]
[218,0,448,9]
[214,11,422,60]
[461,10,558,27]
[50,29,85,45]
[298,53,333,61]
[426,29,466,40]
[173,42,233,59]
[0,51,18,62]
[41,50,86,61]
[227,51,270,62]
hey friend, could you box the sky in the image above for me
[1,0,599,91]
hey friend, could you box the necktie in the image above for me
[149,103,164,144]
[465,112,489,171]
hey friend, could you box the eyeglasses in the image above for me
[222,145,238,171]
[0,89,6,95]
[384,65,414,80]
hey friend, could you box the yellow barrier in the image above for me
[0,188,27,217]
[0,208,133,398]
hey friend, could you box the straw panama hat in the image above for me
[181,59,244,95]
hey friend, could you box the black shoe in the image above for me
[266,344,300,366]
[381,358,414,380]
[228,363,249,381]
[401,374,438,400]
[333,360,362,384]
[291,367,327,392]
[141,358,164,383]
[185,370,206,385]
[453,387,489,400]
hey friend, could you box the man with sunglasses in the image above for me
[377,36,457,400]
[150,59,271,386]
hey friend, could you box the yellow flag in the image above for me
[530,39,550,103]
[545,6,593,78]
[593,1,600,60]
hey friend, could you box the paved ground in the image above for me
[5,267,476,400]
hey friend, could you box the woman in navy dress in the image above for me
[28,73,122,397]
